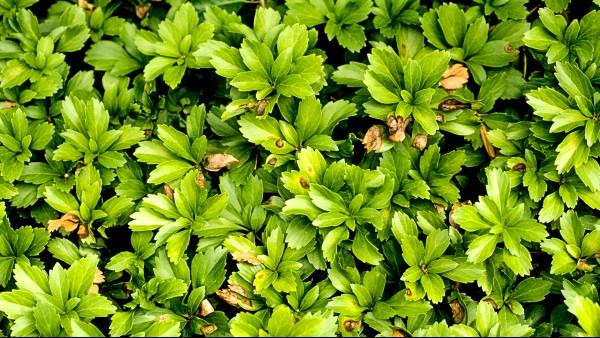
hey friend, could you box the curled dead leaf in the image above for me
[480,124,496,159]
[449,299,465,323]
[136,4,151,19]
[412,134,428,151]
[439,99,470,112]
[440,64,469,91]
[48,212,80,233]
[386,116,411,143]
[77,223,89,239]
[363,125,383,153]
[512,163,526,172]
[200,299,215,317]
[205,154,239,172]
[343,320,362,332]
[231,251,261,265]
[78,0,94,12]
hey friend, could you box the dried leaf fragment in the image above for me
[449,299,465,323]
[440,64,469,90]
[205,154,239,172]
[48,212,80,233]
[412,134,428,151]
[343,320,362,332]
[200,299,215,317]
[78,0,94,12]
[89,269,105,294]
[386,116,411,143]
[136,4,151,19]
[231,251,261,265]
[480,124,496,159]
[363,125,383,153]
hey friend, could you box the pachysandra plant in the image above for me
[135,2,216,89]
[452,168,549,275]
[209,7,325,116]
[1,1,600,337]
[421,3,526,83]
[284,0,372,52]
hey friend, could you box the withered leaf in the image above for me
[363,125,383,153]
[386,116,411,143]
[480,124,496,159]
[440,64,469,91]
[48,212,80,233]
[205,154,239,172]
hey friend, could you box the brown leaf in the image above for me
[440,64,469,90]
[48,212,80,233]
[2,101,16,109]
[231,251,261,265]
[136,4,151,19]
[200,299,215,317]
[216,288,253,310]
[412,134,428,151]
[205,154,239,172]
[386,116,411,143]
[77,223,89,239]
[94,269,105,284]
[78,0,94,12]
[363,125,383,153]
[392,328,411,337]
[480,124,496,159]
[343,320,362,332]
[439,99,470,112]
[450,299,465,323]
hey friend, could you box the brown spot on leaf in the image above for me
[275,139,285,148]
[205,154,239,172]
[231,251,261,265]
[363,125,383,153]
[299,177,309,189]
[484,298,498,310]
[512,163,526,172]
[440,64,469,91]
[48,212,80,233]
[195,171,206,188]
[164,184,174,200]
[201,324,217,335]
[256,99,269,116]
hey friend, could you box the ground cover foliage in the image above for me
[0,0,599,336]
